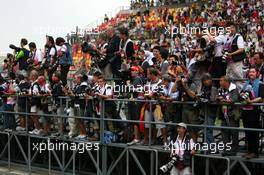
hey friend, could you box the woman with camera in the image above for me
[160,123,195,175]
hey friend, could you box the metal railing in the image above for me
[0,94,263,174]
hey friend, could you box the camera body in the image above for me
[193,90,210,108]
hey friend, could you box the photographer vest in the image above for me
[231,34,246,62]
[171,134,192,167]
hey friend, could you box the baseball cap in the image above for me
[177,122,187,129]
[130,66,140,72]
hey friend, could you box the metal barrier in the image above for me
[0,95,263,174]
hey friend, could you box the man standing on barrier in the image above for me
[67,74,89,140]
[94,75,117,133]
[197,73,218,146]
[217,76,240,156]
[240,67,264,159]
[159,123,195,175]
[51,72,66,137]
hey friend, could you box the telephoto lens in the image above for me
[159,156,178,174]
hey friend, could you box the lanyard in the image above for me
[171,135,186,156]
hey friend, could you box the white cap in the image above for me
[177,122,187,129]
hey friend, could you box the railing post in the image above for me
[204,103,208,147]
[100,98,107,175]
[149,102,152,146]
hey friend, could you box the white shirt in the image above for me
[162,82,179,100]
[39,83,51,93]
[145,79,162,96]
[49,47,56,57]
[30,81,39,95]
[98,84,113,96]
[35,50,43,63]
[171,136,195,159]
[214,34,227,57]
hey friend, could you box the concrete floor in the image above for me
[0,163,67,175]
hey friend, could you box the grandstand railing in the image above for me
[0,95,263,174]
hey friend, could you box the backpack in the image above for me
[59,43,73,66]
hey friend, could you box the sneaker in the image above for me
[16,126,26,132]
[127,139,140,146]
[75,135,86,140]
[29,129,38,135]
[29,129,42,135]
[34,129,43,135]
[4,128,13,132]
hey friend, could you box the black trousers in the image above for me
[221,115,239,152]
[60,65,70,86]
[242,109,260,154]
[211,56,227,87]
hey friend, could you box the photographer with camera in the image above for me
[253,52,264,81]
[142,68,167,145]
[159,123,195,175]
[240,67,264,159]
[28,70,44,135]
[206,26,227,87]
[55,37,73,86]
[119,27,135,64]
[16,74,31,132]
[174,75,200,142]
[10,38,30,72]
[159,74,181,144]
[197,74,218,145]
[67,74,89,140]
[152,46,169,76]
[127,66,144,145]
[36,76,52,136]
[105,27,121,78]
[93,75,117,133]
[167,55,186,78]
[50,72,66,137]
[217,76,240,156]
[225,22,247,91]
[28,42,42,72]
[42,36,57,84]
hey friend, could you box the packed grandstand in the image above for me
[0,0,264,175]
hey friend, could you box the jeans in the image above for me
[3,104,16,130]
[205,116,216,144]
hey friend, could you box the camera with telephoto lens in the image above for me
[81,42,99,57]
[159,155,180,174]
[153,86,165,97]
[239,85,253,102]
[9,44,22,52]
[193,90,210,108]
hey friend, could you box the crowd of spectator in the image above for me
[0,0,264,165]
